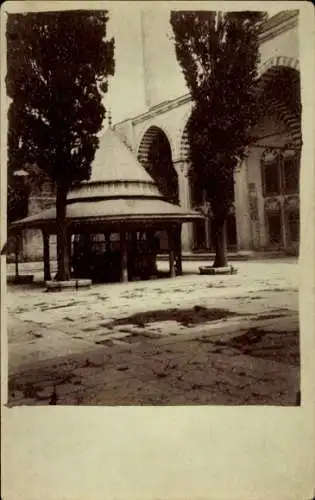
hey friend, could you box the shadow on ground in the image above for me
[8,322,300,407]
[107,306,241,328]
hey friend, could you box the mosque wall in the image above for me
[117,10,301,255]
[21,181,56,262]
[17,10,300,262]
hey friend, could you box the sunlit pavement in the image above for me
[5,259,300,406]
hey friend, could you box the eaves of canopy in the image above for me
[10,127,204,234]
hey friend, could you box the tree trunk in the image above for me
[168,228,176,278]
[213,216,228,268]
[55,183,70,281]
[42,231,51,281]
[174,224,182,275]
[14,233,20,278]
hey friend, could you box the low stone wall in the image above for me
[7,260,58,276]
[22,230,57,262]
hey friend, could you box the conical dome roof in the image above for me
[90,128,153,183]
[68,128,161,202]
[12,127,204,230]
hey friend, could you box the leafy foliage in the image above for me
[6,10,115,188]
[6,10,115,279]
[7,182,28,224]
[170,11,267,266]
[170,11,267,216]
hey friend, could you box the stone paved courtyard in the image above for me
[5,259,300,406]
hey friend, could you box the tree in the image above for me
[170,11,267,267]
[7,180,29,225]
[6,10,115,279]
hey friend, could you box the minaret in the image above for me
[140,10,187,108]
[140,10,155,108]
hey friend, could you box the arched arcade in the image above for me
[137,125,179,204]
[235,57,301,252]
[137,125,180,251]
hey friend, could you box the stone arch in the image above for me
[176,106,193,162]
[245,58,301,251]
[137,123,176,162]
[177,113,203,207]
[137,125,179,204]
[179,120,190,163]
[256,58,301,148]
[262,96,301,147]
[257,56,299,81]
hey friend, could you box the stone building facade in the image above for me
[114,10,301,254]
[20,178,57,260]
[20,10,301,260]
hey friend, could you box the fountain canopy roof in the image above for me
[68,127,161,202]
[12,127,204,232]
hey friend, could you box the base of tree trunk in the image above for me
[46,279,92,291]
[199,265,237,275]
[213,259,229,268]
[54,271,71,281]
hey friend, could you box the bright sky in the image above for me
[105,8,188,125]
[3,3,285,127]
[105,9,146,124]
[104,6,283,126]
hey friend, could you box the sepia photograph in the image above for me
[4,5,302,407]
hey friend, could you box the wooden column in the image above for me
[120,231,128,283]
[67,232,72,274]
[14,233,20,278]
[208,216,213,251]
[280,201,287,250]
[104,232,111,251]
[175,224,182,276]
[205,216,211,249]
[42,231,51,281]
[168,228,176,278]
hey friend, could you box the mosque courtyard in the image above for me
[6,258,300,406]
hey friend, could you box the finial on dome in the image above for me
[108,109,112,128]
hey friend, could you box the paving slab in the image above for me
[7,331,299,406]
[8,329,105,375]
[5,260,300,405]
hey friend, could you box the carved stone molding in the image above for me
[132,94,192,126]
[283,194,299,211]
[173,159,190,177]
[228,204,236,215]
[190,203,234,217]
[264,196,281,212]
